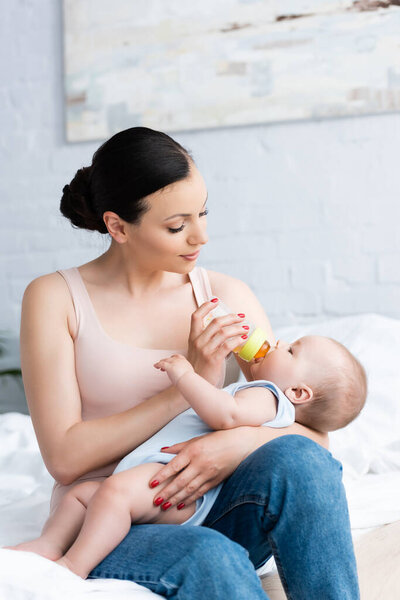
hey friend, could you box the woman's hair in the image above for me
[60,127,193,233]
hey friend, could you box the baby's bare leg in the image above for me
[4,481,101,560]
[58,463,197,578]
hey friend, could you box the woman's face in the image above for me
[125,164,209,273]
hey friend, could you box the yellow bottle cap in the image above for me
[238,327,269,362]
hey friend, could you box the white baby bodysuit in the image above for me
[114,379,295,526]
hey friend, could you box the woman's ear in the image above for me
[103,211,128,243]
[284,385,313,405]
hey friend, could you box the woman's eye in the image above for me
[168,208,209,234]
[168,224,185,233]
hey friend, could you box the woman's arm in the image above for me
[149,424,328,510]
[21,275,189,486]
[148,270,328,508]
[22,274,245,486]
[207,270,276,382]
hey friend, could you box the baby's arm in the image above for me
[154,354,277,429]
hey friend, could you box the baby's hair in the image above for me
[295,339,367,433]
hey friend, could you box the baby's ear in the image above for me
[284,385,313,405]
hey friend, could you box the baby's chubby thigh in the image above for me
[104,462,196,525]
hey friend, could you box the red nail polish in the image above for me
[161,502,172,511]
[241,334,248,339]
[177,503,185,510]
[211,298,218,303]
[160,446,170,450]
[242,325,249,330]
[237,313,245,318]
[154,497,164,506]
[150,480,159,488]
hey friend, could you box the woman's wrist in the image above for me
[219,425,264,464]
[216,425,260,465]
[237,425,261,459]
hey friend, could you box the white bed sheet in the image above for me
[0,413,164,600]
[1,313,400,598]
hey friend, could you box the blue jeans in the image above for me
[89,435,360,599]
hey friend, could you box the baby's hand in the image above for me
[154,354,195,386]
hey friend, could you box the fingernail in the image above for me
[154,497,164,506]
[242,325,249,330]
[237,313,245,318]
[161,502,172,511]
[160,446,170,450]
[150,480,159,488]
[211,298,218,303]
[177,502,185,510]
[241,334,248,339]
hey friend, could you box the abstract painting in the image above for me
[63,0,400,142]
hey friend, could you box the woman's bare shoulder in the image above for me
[23,272,75,336]
[206,268,251,298]
[24,271,69,301]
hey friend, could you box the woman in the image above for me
[20,127,360,599]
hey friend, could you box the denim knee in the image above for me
[263,434,341,475]
[246,435,344,514]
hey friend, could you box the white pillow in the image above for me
[275,314,400,477]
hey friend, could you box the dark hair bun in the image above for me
[60,167,107,233]
[60,127,192,234]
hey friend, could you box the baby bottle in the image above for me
[204,300,271,362]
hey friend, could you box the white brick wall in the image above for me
[1,0,400,333]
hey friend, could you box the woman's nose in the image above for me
[188,224,208,246]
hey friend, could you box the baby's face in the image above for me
[249,336,333,390]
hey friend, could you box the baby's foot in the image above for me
[56,556,87,579]
[4,539,64,561]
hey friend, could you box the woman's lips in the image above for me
[180,250,200,260]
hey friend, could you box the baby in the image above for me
[7,335,367,578]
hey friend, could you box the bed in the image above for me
[1,313,399,599]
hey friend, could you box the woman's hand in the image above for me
[148,427,255,510]
[187,299,247,385]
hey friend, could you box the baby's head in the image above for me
[250,335,367,432]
